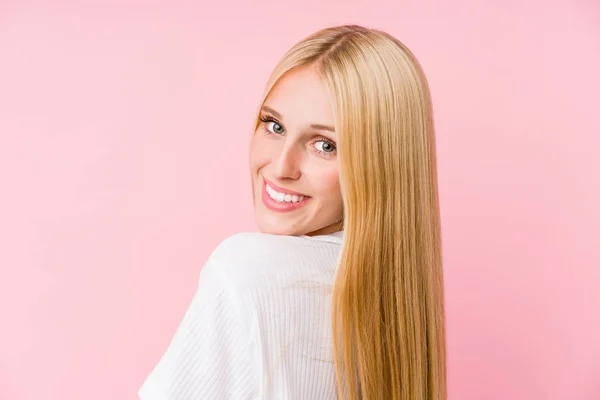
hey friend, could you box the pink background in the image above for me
[1,1,599,399]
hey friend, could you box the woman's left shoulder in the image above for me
[214,231,342,250]
[210,232,303,261]
[205,232,328,284]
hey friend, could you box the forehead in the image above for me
[264,66,335,126]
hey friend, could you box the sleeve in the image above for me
[138,257,258,400]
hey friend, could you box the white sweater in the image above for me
[138,230,344,400]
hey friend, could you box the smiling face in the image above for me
[249,65,343,237]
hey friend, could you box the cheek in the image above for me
[250,133,284,176]
[249,134,268,173]
[313,167,342,204]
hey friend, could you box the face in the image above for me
[249,65,343,237]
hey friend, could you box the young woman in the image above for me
[139,24,446,400]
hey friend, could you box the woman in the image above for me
[139,24,446,400]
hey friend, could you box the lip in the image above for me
[261,179,311,212]
[263,178,308,197]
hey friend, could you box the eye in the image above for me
[260,115,285,135]
[268,121,285,134]
[314,140,336,154]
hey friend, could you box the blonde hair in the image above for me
[254,24,446,400]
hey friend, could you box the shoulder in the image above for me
[210,232,302,262]
[210,231,340,264]
[204,232,342,294]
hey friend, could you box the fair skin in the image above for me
[249,65,344,237]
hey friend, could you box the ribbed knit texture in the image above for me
[138,231,344,400]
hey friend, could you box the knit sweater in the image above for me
[138,230,344,400]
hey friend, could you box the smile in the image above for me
[266,183,306,203]
[261,179,311,212]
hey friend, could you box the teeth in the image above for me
[266,184,305,203]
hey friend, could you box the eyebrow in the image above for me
[262,106,336,133]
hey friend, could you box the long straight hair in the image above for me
[253,25,446,400]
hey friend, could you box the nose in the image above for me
[273,142,302,180]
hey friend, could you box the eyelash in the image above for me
[259,115,337,157]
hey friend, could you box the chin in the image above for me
[262,228,294,236]
[257,223,299,236]
[254,213,305,236]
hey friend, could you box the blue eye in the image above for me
[314,140,336,153]
[268,121,284,134]
[260,115,284,135]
